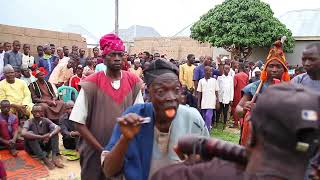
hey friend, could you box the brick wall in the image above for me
[129,37,214,60]
[0,24,87,56]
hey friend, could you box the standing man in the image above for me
[79,48,86,67]
[38,45,57,80]
[34,45,44,65]
[231,63,248,128]
[197,66,219,130]
[63,46,69,57]
[217,64,234,129]
[4,40,23,70]
[102,59,209,180]
[193,56,217,94]
[50,44,56,56]
[154,52,161,61]
[0,43,4,78]
[3,42,11,52]
[179,54,195,91]
[292,43,320,91]
[22,44,34,68]
[69,33,143,180]
[57,47,70,64]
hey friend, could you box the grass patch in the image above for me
[210,123,240,144]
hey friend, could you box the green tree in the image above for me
[191,0,294,61]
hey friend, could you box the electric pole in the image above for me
[115,0,119,35]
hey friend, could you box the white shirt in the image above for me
[0,51,4,77]
[58,56,70,64]
[229,68,235,77]
[197,77,219,109]
[22,54,34,68]
[217,74,234,104]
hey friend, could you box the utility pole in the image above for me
[115,0,119,35]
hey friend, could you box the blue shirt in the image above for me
[38,55,58,80]
[193,64,220,81]
[291,73,320,91]
[242,80,270,97]
[104,103,209,180]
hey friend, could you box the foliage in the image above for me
[191,0,294,60]
[210,123,240,144]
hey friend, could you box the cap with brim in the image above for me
[251,83,320,153]
[143,59,179,86]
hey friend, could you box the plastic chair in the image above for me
[57,86,79,102]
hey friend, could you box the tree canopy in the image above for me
[190,0,294,60]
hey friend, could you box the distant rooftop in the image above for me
[278,9,320,37]
[118,25,161,42]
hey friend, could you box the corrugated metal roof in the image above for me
[278,9,320,37]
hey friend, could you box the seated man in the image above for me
[152,83,320,180]
[59,101,80,150]
[0,65,33,120]
[48,58,75,88]
[20,66,37,86]
[29,67,65,123]
[0,100,24,156]
[22,104,63,169]
[102,59,209,179]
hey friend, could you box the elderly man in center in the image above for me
[101,59,209,180]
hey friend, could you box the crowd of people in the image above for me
[0,33,319,180]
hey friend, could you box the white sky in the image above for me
[1,0,320,37]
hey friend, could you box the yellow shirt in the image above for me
[0,78,33,112]
[179,63,195,90]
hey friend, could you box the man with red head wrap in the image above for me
[69,34,143,180]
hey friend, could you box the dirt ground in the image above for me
[40,135,81,180]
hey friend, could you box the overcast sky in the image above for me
[1,0,320,38]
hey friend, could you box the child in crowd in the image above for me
[197,66,220,130]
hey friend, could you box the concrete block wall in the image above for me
[0,24,87,57]
[129,37,214,60]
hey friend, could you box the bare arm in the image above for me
[75,123,103,151]
[235,94,252,117]
[49,126,61,137]
[103,135,130,177]
[194,80,199,95]
[21,128,44,140]
[197,92,202,110]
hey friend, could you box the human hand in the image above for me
[229,101,233,106]
[8,139,16,145]
[174,145,201,162]
[117,113,144,141]
[70,131,80,137]
[42,133,50,142]
[243,101,254,112]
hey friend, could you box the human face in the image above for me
[57,49,64,58]
[79,49,85,56]
[4,43,11,52]
[50,45,56,55]
[67,60,75,69]
[32,106,43,119]
[37,46,44,56]
[104,51,123,71]
[204,66,212,78]
[63,47,69,56]
[76,67,83,76]
[154,53,160,60]
[72,45,78,52]
[13,41,21,52]
[266,60,285,80]
[203,57,212,66]
[93,48,99,57]
[65,104,74,115]
[224,65,231,76]
[149,73,181,121]
[44,47,52,55]
[0,101,10,115]
[134,61,141,68]
[36,71,45,80]
[4,68,15,83]
[22,69,31,78]
[14,69,21,79]
[23,44,30,55]
[302,46,320,77]
[188,55,195,65]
